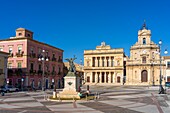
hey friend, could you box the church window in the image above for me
[18,33,22,36]
[87,61,90,66]
[167,61,170,68]
[143,38,146,45]
[142,57,146,63]
[27,34,30,37]
[135,71,137,78]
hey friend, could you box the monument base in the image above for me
[57,89,80,99]
[57,72,81,99]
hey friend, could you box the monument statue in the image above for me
[57,56,81,99]
[65,57,77,73]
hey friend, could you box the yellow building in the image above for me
[0,51,8,86]
[126,23,166,85]
[84,42,125,85]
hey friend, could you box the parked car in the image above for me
[165,82,170,88]
[0,85,19,92]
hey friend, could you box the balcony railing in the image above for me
[38,70,43,75]
[9,53,13,57]
[29,69,36,74]
[58,59,62,62]
[15,69,23,76]
[58,71,61,75]
[29,53,36,58]
[7,68,27,76]
[8,69,13,75]
[52,57,56,61]
[45,70,50,75]
[51,71,56,75]
[16,51,24,57]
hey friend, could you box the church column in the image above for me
[104,72,107,83]
[95,57,98,67]
[113,72,116,83]
[100,57,102,67]
[90,72,93,83]
[100,72,102,83]
[121,73,123,85]
[108,72,111,83]
[109,57,111,67]
[95,72,98,83]
[105,57,107,67]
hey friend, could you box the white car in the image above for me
[3,86,19,92]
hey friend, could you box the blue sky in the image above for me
[0,0,170,64]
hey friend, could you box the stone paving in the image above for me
[0,86,170,113]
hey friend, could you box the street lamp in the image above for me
[158,40,168,94]
[21,78,24,91]
[38,50,49,91]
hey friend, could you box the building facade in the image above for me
[164,56,170,82]
[0,28,64,89]
[84,42,125,85]
[126,23,166,85]
[0,51,8,86]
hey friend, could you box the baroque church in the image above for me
[126,22,166,85]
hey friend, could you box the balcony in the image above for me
[38,70,43,75]
[8,69,13,75]
[15,69,23,76]
[37,54,42,58]
[29,69,36,75]
[45,70,50,75]
[29,53,36,58]
[16,51,24,57]
[52,57,56,61]
[51,71,56,75]
[58,59,63,63]
[9,53,13,57]
[7,68,26,76]
[58,71,61,75]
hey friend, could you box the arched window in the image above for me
[141,70,148,82]
[143,38,146,45]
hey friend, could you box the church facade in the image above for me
[126,23,166,85]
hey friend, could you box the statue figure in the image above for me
[65,57,77,73]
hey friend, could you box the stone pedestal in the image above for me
[57,72,80,99]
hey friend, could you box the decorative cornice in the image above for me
[84,52,124,55]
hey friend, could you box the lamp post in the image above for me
[38,50,48,91]
[21,78,24,91]
[158,40,168,94]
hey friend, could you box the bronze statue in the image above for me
[65,57,77,73]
